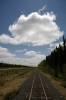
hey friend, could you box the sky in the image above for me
[0,0,66,67]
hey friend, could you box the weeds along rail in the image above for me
[27,69,52,100]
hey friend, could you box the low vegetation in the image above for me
[0,67,34,100]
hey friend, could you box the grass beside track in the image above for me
[41,72,66,100]
[0,67,34,100]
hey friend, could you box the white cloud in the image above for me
[48,42,63,52]
[0,46,15,57]
[0,11,64,46]
[15,49,27,52]
[25,51,36,56]
[0,46,8,51]
[0,50,45,67]
[27,54,45,66]
[0,57,21,64]
[24,50,45,66]
[50,42,63,48]
[38,5,47,13]
[0,34,20,45]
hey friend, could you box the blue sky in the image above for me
[0,0,66,66]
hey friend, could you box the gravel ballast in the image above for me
[12,68,65,100]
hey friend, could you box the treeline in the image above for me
[0,62,30,68]
[39,36,66,80]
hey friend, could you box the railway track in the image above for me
[12,68,65,100]
[26,69,52,100]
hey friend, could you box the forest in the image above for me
[38,36,66,80]
[0,62,30,68]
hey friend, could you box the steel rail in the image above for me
[29,75,35,100]
[39,73,48,100]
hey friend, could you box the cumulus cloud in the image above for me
[0,11,64,46]
[15,49,27,52]
[27,54,45,66]
[0,50,45,67]
[25,51,36,56]
[0,46,15,57]
[0,57,21,64]
[24,51,46,66]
